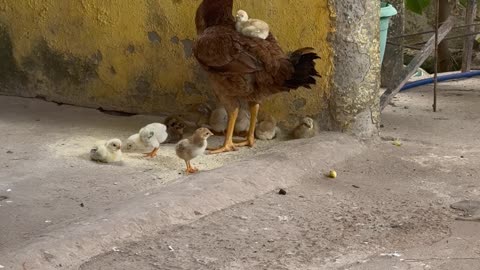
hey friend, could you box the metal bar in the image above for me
[405,31,480,48]
[461,0,478,72]
[389,23,480,39]
[390,30,439,39]
[386,41,424,50]
[433,0,439,112]
[380,16,455,111]
[444,31,480,41]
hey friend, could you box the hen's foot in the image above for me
[234,137,255,148]
[208,144,238,154]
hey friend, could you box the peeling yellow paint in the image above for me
[0,0,333,122]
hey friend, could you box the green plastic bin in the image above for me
[380,2,398,64]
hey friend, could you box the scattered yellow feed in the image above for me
[328,170,337,179]
[392,140,402,147]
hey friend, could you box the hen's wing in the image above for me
[194,26,291,82]
[194,26,262,74]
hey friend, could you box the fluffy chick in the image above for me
[90,138,123,163]
[235,10,270,40]
[293,117,317,139]
[234,108,253,136]
[164,115,186,143]
[175,127,213,174]
[124,123,168,156]
[209,106,228,134]
[255,115,278,140]
[139,123,169,158]
[124,133,142,152]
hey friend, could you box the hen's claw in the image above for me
[208,144,238,154]
[233,139,255,148]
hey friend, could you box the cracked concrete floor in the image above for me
[80,79,480,269]
[0,95,279,254]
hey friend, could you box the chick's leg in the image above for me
[185,160,198,174]
[209,107,239,154]
[144,147,159,158]
[234,103,259,148]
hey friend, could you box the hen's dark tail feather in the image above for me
[284,47,321,90]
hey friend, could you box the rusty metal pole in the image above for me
[433,0,439,112]
[461,0,478,72]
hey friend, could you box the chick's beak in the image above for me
[302,123,312,129]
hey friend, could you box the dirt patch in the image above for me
[80,172,451,270]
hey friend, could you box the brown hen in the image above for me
[193,0,320,154]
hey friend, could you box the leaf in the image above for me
[405,0,431,14]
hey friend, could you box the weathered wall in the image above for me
[0,0,333,123]
[328,0,381,137]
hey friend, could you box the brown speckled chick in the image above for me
[164,115,186,143]
[293,117,317,139]
[175,127,214,174]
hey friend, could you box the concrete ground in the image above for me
[81,79,480,269]
[0,96,364,269]
[1,78,480,269]
[0,96,293,252]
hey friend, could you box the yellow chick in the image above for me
[175,128,214,174]
[90,139,123,163]
[255,115,278,140]
[293,117,317,139]
[235,10,270,40]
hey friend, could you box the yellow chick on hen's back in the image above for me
[235,10,270,40]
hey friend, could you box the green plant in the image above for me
[403,0,480,14]
[405,0,431,14]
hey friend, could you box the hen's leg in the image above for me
[234,103,259,148]
[144,147,159,158]
[209,107,239,154]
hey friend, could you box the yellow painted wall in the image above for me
[0,0,333,122]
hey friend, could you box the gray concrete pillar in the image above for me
[328,0,381,137]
